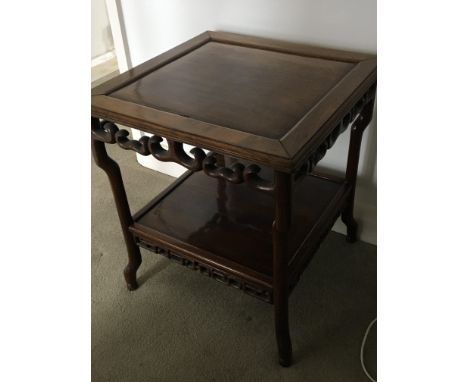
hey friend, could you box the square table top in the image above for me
[92,31,376,172]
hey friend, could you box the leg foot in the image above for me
[123,250,142,291]
[278,345,292,367]
[342,215,358,243]
[342,202,358,243]
[124,267,139,291]
[275,299,292,367]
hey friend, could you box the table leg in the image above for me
[92,138,142,290]
[342,99,375,242]
[273,171,292,367]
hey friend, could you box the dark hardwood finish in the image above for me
[296,85,376,179]
[148,137,206,171]
[203,153,247,184]
[203,154,274,192]
[93,120,274,191]
[128,170,349,298]
[273,171,293,366]
[91,31,376,367]
[342,97,376,242]
[137,238,272,302]
[110,42,354,139]
[92,31,376,172]
[91,118,142,291]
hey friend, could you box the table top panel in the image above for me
[110,42,354,140]
[92,31,376,171]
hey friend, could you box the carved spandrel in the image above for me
[91,118,118,143]
[115,130,150,155]
[149,136,206,171]
[244,165,275,192]
[297,85,376,177]
[202,154,274,192]
[91,120,207,171]
[203,154,245,184]
[91,120,274,192]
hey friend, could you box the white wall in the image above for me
[91,0,114,59]
[119,0,377,244]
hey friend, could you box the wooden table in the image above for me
[91,31,376,367]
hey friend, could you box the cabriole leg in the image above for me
[273,171,292,367]
[92,136,142,290]
[341,99,375,242]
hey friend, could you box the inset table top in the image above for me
[92,31,376,171]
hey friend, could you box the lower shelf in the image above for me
[129,170,350,303]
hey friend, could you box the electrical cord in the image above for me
[360,317,377,382]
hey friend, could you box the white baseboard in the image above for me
[91,51,119,87]
[91,51,116,68]
[136,154,186,178]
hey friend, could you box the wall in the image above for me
[119,0,377,244]
[91,0,114,59]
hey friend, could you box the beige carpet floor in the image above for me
[92,144,377,382]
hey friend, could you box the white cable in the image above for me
[360,317,377,382]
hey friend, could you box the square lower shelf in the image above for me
[129,171,350,303]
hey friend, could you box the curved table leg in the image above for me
[273,171,293,366]
[341,99,375,243]
[92,138,142,290]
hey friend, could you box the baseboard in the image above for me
[136,154,186,178]
[91,51,119,87]
[91,51,116,67]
